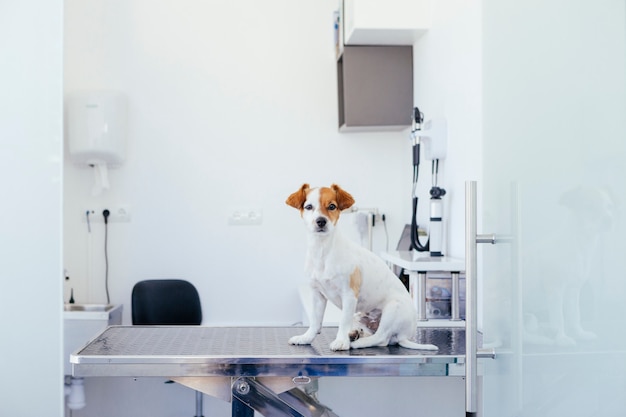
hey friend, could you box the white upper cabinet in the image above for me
[342,0,430,46]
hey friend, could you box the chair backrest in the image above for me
[131,279,202,325]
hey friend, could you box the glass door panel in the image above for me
[482,1,626,416]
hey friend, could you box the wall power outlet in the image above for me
[82,206,131,223]
[229,208,263,226]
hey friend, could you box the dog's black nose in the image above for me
[316,217,327,228]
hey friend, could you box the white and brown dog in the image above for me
[286,183,438,351]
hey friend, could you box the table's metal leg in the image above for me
[195,390,204,417]
[279,387,341,417]
[232,397,254,417]
[232,377,340,417]
[232,377,301,416]
[450,271,461,321]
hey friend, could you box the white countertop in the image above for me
[381,251,465,272]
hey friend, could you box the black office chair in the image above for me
[131,279,204,417]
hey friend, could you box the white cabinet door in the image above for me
[481,1,626,416]
[342,0,429,45]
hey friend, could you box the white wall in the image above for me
[63,1,481,416]
[0,1,64,417]
[412,0,483,257]
[63,0,413,325]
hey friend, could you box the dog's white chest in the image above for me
[303,233,363,308]
[306,249,349,281]
[306,260,349,307]
[311,277,344,308]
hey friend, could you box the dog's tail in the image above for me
[398,339,439,350]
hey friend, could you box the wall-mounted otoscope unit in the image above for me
[409,107,447,257]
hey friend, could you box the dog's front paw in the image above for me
[418,343,439,351]
[330,338,351,351]
[289,334,315,345]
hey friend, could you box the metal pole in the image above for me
[195,390,203,417]
[465,181,478,416]
[417,272,428,321]
[451,271,461,321]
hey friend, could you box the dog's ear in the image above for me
[331,184,355,210]
[286,183,310,209]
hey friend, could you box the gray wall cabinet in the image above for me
[337,45,413,131]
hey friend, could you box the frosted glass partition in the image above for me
[481,1,626,416]
[0,1,64,416]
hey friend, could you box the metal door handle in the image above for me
[465,181,495,416]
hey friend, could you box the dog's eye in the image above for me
[304,204,313,210]
[328,203,337,211]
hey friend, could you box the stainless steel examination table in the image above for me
[71,325,494,416]
[71,182,495,416]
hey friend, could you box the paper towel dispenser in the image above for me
[66,91,127,195]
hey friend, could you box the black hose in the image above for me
[410,196,429,252]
